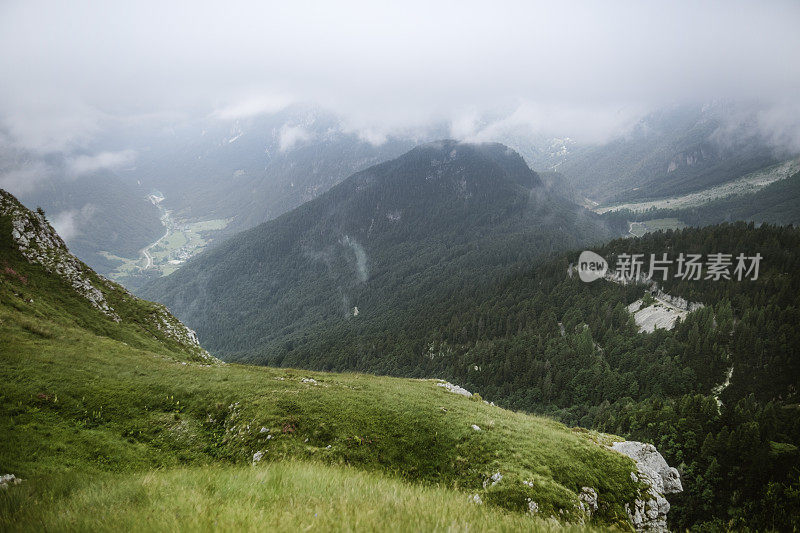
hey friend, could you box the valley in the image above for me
[627,218,687,238]
[102,192,230,282]
[595,158,800,214]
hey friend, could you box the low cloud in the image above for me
[0,94,105,154]
[701,101,800,156]
[66,150,137,176]
[343,126,389,147]
[278,124,313,152]
[341,235,368,282]
[755,102,800,154]
[458,102,649,145]
[50,204,96,241]
[449,109,482,141]
[212,94,294,121]
[0,161,52,196]
[1,1,799,155]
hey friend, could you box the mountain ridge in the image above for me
[141,140,617,362]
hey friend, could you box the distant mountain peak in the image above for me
[404,140,542,188]
[341,140,542,205]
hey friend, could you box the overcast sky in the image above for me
[1,0,799,152]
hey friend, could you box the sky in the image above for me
[1,0,799,153]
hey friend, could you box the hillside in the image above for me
[551,104,788,205]
[0,189,211,361]
[142,141,618,364]
[149,178,800,531]
[0,188,680,531]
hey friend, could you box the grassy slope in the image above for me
[2,463,582,532]
[0,228,641,530]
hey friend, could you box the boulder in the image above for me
[436,381,473,397]
[579,486,599,515]
[611,441,683,532]
[0,474,22,489]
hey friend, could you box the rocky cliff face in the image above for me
[1,190,120,321]
[1,189,216,362]
[612,441,683,532]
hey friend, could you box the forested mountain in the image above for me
[330,223,800,530]
[434,224,799,531]
[142,141,619,360]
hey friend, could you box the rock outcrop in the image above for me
[1,190,120,321]
[612,441,683,532]
[627,299,688,333]
[149,302,210,356]
[436,380,473,397]
[578,486,599,515]
[0,474,22,489]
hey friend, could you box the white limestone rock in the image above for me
[0,474,22,489]
[436,381,473,397]
[150,303,218,362]
[483,472,502,488]
[612,441,683,532]
[579,486,599,515]
[612,441,682,494]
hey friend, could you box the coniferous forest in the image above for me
[233,223,800,530]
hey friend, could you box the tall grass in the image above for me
[2,462,577,532]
